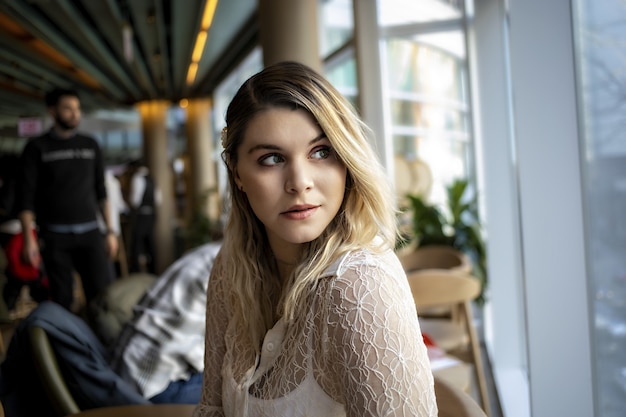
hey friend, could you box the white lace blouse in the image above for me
[192,246,438,417]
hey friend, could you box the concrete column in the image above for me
[185,99,220,223]
[136,100,175,273]
[257,0,322,71]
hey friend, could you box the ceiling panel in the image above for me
[0,0,257,128]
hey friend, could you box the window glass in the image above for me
[378,0,462,26]
[212,47,263,199]
[573,1,626,415]
[213,48,263,133]
[85,109,142,164]
[319,0,354,57]
[324,56,358,109]
[101,131,125,161]
[383,29,469,206]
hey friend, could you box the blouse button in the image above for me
[266,342,275,352]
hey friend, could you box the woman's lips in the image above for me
[281,205,319,220]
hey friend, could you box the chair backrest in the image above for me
[406,270,480,311]
[28,326,81,417]
[434,376,488,417]
[407,270,491,416]
[89,273,156,346]
[398,245,473,275]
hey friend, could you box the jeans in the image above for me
[149,372,203,404]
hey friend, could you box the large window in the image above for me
[574,1,626,415]
[379,0,471,207]
[319,0,357,109]
[319,0,354,57]
[84,109,142,165]
[318,0,473,207]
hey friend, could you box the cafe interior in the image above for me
[0,1,624,417]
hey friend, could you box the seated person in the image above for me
[109,241,222,403]
[0,241,221,416]
[0,301,149,417]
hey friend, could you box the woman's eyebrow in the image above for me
[309,132,327,144]
[247,132,327,154]
[247,143,281,154]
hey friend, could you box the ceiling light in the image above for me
[186,62,199,85]
[186,0,219,85]
[201,0,219,30]
[191,32,207,63]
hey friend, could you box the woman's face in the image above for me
[235,107,347,260]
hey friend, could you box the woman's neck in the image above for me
[268,238,300,283]
[275,258,295,283]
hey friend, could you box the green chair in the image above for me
[29,325,80,416]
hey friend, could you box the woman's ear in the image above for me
[234,170,243,192]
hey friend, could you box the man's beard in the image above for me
[55,115,78,130]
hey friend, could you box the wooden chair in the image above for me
[398,245,473,319]
[429,351,474,395]
[407,270,490,416]
[434,375,488,417]
[398,245,473,274]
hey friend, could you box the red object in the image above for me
[4,230,42,281]
[422,332,437,348]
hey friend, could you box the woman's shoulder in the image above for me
[336,244,401,275]
[317,243,415,320]
[320,242,405,292]
[204,248,231,291]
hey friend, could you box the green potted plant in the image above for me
[401,179,488,305]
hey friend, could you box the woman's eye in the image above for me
[259,153,284,166]
[311,146,331,160]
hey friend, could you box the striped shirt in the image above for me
[111,242,221,398]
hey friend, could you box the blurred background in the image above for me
[0,1,624,416]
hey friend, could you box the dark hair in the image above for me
[45,88,79,107]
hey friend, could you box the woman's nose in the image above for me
[284,160,313,193]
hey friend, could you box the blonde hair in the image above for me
[221,61,398,349]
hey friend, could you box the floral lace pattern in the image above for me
[193,247,438,417]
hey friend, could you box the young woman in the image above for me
[193,61,437,417]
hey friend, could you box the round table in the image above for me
[68,404,196,417]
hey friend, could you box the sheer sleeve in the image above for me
[192,252,230,417]
[320,250,437,417]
